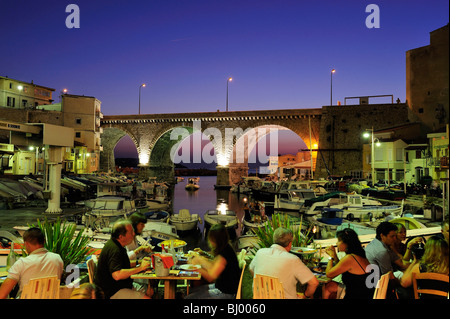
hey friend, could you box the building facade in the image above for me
[0,76,55,109]
[406,24,449,134]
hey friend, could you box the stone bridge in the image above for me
[100,108,322,186]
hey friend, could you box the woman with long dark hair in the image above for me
[323,228,375,299]
[185,224,241,299]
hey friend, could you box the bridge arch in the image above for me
[101,108,322,184]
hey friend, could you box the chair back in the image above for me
[21,276,60,299]
[413,272,449,299]
[87,255,98,284]
[373,272,392,299]
[253,274,285,299]
[236,264,246,299]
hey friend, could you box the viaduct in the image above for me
[100,103,413,186]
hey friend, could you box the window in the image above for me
[75,132,81,138]
[7,97,15,107]
[76,118,82,124]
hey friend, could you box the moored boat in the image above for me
[82,196,137,230]
[185,178,200,191]
[141,221,179,246]
[168,209,201,232]
[203,209,238,238]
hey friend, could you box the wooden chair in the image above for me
[373,271,393,299]
[236,263,246,299]
[87,255,98,284]
[21,276,60,299]
[253,274,285,299]
[412,272,449,299]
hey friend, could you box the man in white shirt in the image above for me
[249,227,319,299]
[0,227,64,299]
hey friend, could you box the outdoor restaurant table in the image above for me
[131,269,201,299]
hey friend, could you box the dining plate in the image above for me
[291,247,317,255]
[179,264,201,270]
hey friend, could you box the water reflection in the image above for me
[172,176,246,250]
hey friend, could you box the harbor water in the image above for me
[0,176,249,252]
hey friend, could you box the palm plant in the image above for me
[249,213,315,256]
[32,218,93,270]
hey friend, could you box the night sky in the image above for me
[1,0,448,161]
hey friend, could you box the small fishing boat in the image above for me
[82,196,137,230]
[141,221,179,246]
[242,214,269,232]
[274,189,317,211]
[169,209,201,232]
[203,209,238,238]
[143,210,170,222]
[185,178,200,191]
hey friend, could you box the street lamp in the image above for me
[330,69,336,106]
[363,127,381,186]
[226,77,232,112]
[139,83,146,115]
[18,85,23,108]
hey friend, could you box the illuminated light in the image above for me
[142,83,146,87]
[313,143,318,149]
[216,153,230,167]
[363,132,370,138]
[375,141,381,147]
[18,85,23,90]
[217,202,228,215]
[139,153,150,165]
[331,69,336,73]
[29,146,34,151]
[228,77,232,82]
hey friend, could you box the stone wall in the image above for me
[314,103,412,179]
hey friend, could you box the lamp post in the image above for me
[330,69,336,106]
[363,127,380,186]
[18,85,23,108]
[139,83,146,115]
[226,77,232,112]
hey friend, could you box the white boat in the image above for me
[274,189,317,211]
[185,178,200,191]
[169,209,201,232]
[242,215,269,232]
[82,196,137,230]
[203,209,238,238]
[302,193,403,220]
[141,221,179,246]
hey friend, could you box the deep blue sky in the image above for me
[1,0,448,159]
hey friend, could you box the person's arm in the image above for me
[0,278,18,299]
[326,255,352,278]
[402,237,422,263]
[111,259,151,281]
[190,254,227,283]
[400,259,420,288]
[303,276,319,299]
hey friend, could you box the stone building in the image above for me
[0,76,54,109]
[406,24,449,134]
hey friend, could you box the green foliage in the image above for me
[32,218,93,269]
[249,214,314,256]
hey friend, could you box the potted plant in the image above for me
[32,218,93,281]
[249,213,315,256]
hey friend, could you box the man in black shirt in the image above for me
[95,220,151,299]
